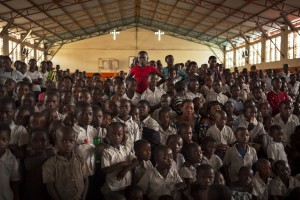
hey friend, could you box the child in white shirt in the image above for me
[267,125,288,163]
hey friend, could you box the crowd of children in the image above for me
[0,52,300,200]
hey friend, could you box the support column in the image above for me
[2,34,9,55]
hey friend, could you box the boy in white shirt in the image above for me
[201,136,223,171]
[252,159,272,200]
[122,77,141,105]
[158,109,177,145]
[141,72,165,107]
[138,100,160,131]
[267,125,288,163]
[25,59,43,96]
[186,78,205,102]
[206,80,228,104]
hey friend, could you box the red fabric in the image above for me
[130,65,158,94]
[267,90,289,116]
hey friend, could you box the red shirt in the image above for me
[130,65,158,94]
[267,90,289,116]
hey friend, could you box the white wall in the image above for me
[51,28,223,73]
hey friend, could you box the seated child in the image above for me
[114,82,126,98]
[199,73,214,98]
[206,110,236,155]
[201,136,223,171]
[123,77,141,105]
[252,159,272,200]
[14,106,31,128]
[229,85,244,115]
[101,122,137,193]
[189,164,215,200]
[230,166,253,200]
[166,134,185,171]
[214,171,226,185]
[158,108,177,145]
[186,78,205,101]
[269,160,300,199]
[133,139,153,184]
[223,127,258,183]
[78,89,92,104]
[124,185,144,200]
[0,123,20,200]
[138,100,160,131]
[23,128,52,200]
[177,123,193,156]
[42,126,89,200]
[206,80,228,104]
[259,102,271,118]
[152,93,176,123]
[267,125,288,163]
[138,145,185,200]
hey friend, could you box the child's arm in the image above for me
[11,181,20,200]
[81,177,89,200]
[116,158,139,180]
[102,161,130,174]
[46,183,61,200]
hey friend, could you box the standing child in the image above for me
[223,127,258,183]
[0,123,20,200]
[158,109,177,145]
[133,139,153,184]
[201,136,223,171]
[101,122,137,193]
[43,90,63,120]
[138,145,185,200]
[267,125,288,163]
[166,134,185,171]
[252,159,272,200]
[42,126,90,200]
[123,77,141,105]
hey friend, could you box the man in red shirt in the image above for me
[267,77,289,116]
[127,51,165,94]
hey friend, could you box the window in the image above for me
[265,36,281,62]
[249,42,261,64]
[236,47,245,67]
[288,31,300,59]
[8,40,21,62]
[225,51,234,68]
[36,49,44,62]
[0,37,3,55]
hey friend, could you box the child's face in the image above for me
[197,168,215,189]
[122,126,129,143]
[259,161,272,178]
[92,110,103,127]
[126,81,137,92]
[118,101,131,117]
[215,113,227,128]
[0,131,10,152]
[212,81,222,94]
[136,143,151,161]
[101,114,112,128]
[230,86,240,98]
[238,168,253,186]
[245,107,257,121]
[253,89,262,100]
[271,129,284,143]
[189,81,199,92]
[169,70,177,78]
[147,75,157,87]
[167,137,183,155]
[130,108,140,123]
[260,104,270,117]
[206,76,213,87]
[138,103,149,118]
[224,102,234,114]
[0,103,14,125]
[30,115,47,129]
[62,113,75,127]
[159,112,170,126]
[14,109,30,127]
[281,82,288,93]
[17,85,30,99]
[181,102,194,117]
[277,162,291,179]
[76,106,93,127]
[31,132,48,154]
[214,172,225,185]
[4,79,16,92]
[21,95,35,108]
[189,146,202,164]
[156,148,173,170]
[115,84,126,96]
[272,79,282,90]
[107,126,123,147]
[44,95,59,110]
[179,127,192,143]
[56,132,76,154]
[204,142,217,156]
[78,91,92,103]
[235,130,250,144]
[209,105,221,118]
[160,96,171,108]
[279,103,293,118]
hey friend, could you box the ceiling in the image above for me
[1,0,300,49]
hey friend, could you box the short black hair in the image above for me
[197,163,214,174]
[208,56,216,61]
[158,108,170,118]
[202,136,217,146]
[56,126,75,139]
[178,123,191,134]
[0,123,11,137]
[138,100,151,109]
[154,145,170,161]
[269,124,282,135]
[174,80,187,92]
[124,185,143,199]
[279,99,292,108]
[166,134,182,145]
[235,127,247,135]
[75,101,92,115]
[125,77,136,85]
[185,142,200,154]
[134,139,150,152]
[274,160,288,174]
[44,90,60,100]
[106,122,123,135]
[30,127,49,138]
[0,96,16,110]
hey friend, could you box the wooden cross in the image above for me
[155,30,164,41]
[110,30,120,40]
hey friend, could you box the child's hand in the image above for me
[116,168,128,181]
[176,182,187,191]
[217,144,229,151]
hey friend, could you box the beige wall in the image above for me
[51,28,224,73]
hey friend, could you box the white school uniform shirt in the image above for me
[151,107,177,123]
[267,140,288,162]
[179,164,197,182]
[199,85,213,97]
[171,153,185,171]
[273,113,300,146]
[237,116,266,141]
[206,124,236,145]
[141,87,166,106]
[287,81,300,96]
[133,160,153,184]
[202,154,223,171]
[159,125,177,145]
[10,122,29,146]
[138,167,183,200]
[112,115,141,147]
[0,149,20,200]
[25,70,42,92]
[40,71,48,89]
[142,115,160,131]
[263,76,273,93]
[186,91,205,101]
[0,69,25,84]
[122,92,141,105]
[73,124,98,174]
[269,176,300,197]
[222,84,231,94]
[223,144,258,182]
[206,91,228,105]
[279,71,291,82]
[252,172,271,200]
[101,145,135,191]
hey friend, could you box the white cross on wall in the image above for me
[155,30,164,41]
[110,30,120,40]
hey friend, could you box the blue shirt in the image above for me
[162,66,188,79]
